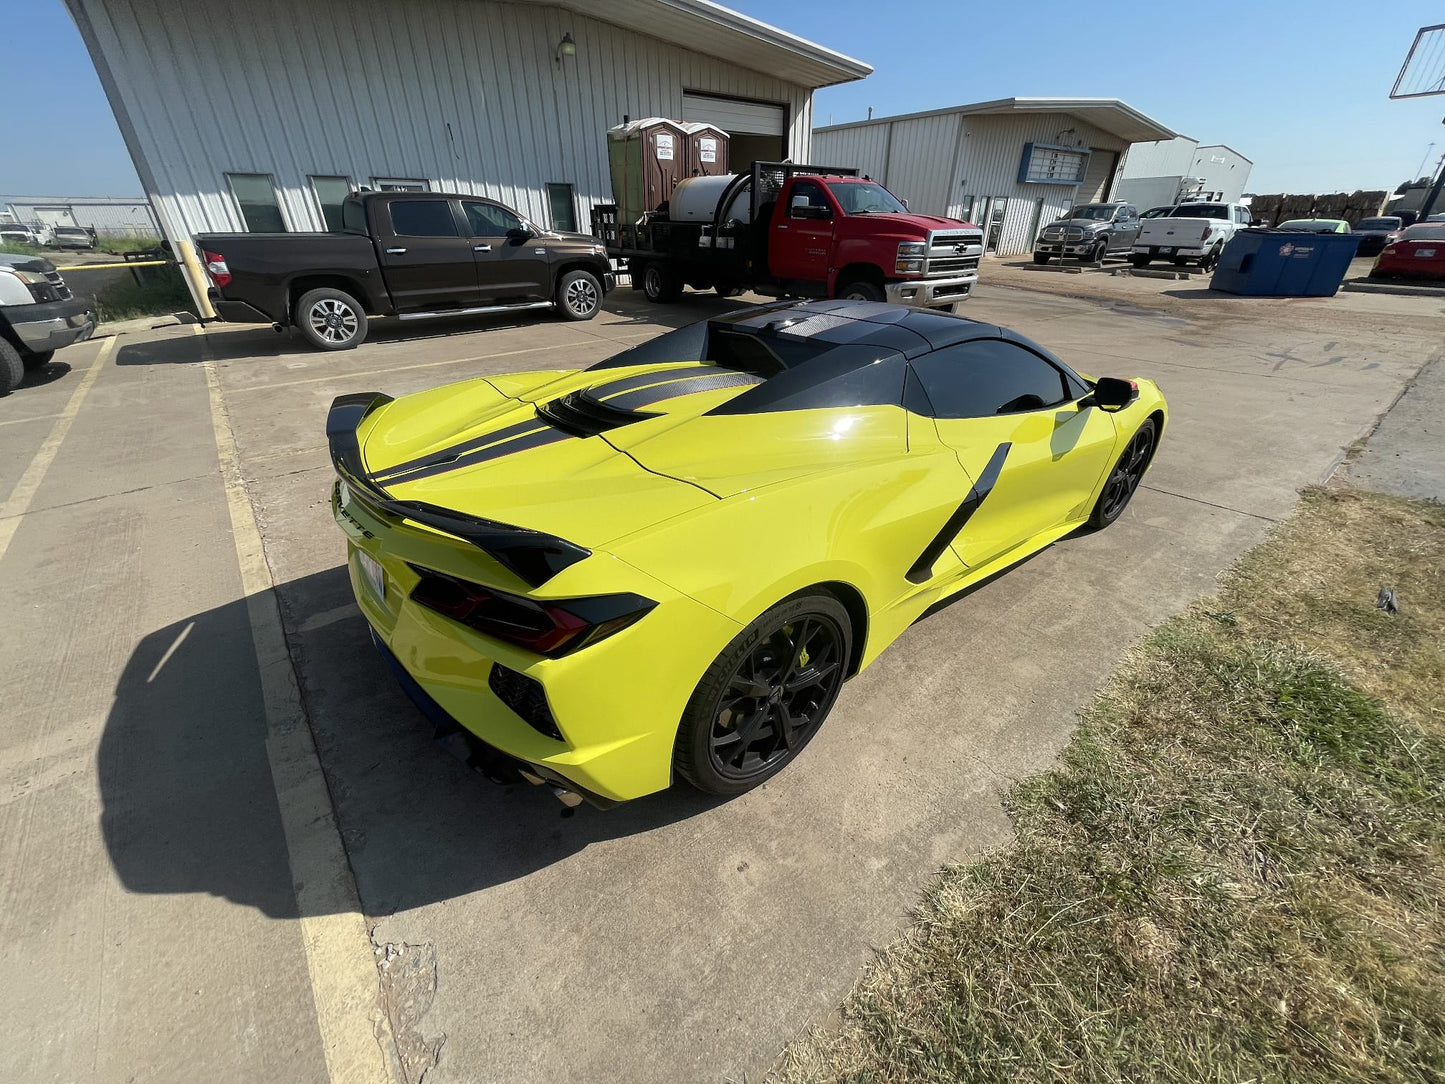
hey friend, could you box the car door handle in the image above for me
[385,247,406,254]
[473,244,492,252]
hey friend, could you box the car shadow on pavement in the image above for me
[18,360,72,389]
[99,565,725,920]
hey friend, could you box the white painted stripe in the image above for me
[0,336,116,564]
[197,327,398,1084]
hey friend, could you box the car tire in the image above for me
[0,338,24,396]
[21,349,54,370]
[674,592,852,796]
[641,262,682,303]
[837,279,885,302]
[555,269,602,321]
[1032,252,1051,265]
[1089,418,1157,529]
[1130,253,1152,269]
[295,288,367,351]
[1088,240,1108,264]
[1201,245,1222,272]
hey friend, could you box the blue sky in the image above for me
[4,0,1443,197]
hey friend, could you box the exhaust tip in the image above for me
[549,784,584,808]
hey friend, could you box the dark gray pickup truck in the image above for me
[198,191,615,350]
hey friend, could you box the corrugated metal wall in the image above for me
[1188,146,1252,203]
[815,109,1130,254]
[3,198,160,237]
[69,0,815,240]
[1118,136,1197,181]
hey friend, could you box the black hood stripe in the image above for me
[590,366,715,399]
[905,442,1011,584]
[606,370,763,412]
[372,417,548,482]
[383,426,572,485]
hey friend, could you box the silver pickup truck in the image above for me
[1131,202,1259,270]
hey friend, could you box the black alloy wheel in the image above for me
[675,594,852,795]
[1088,239,1108,264]
[1091,418,1156,528]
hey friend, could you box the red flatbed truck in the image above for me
[592,162,982,308]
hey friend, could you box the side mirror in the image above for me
[506,226,535,243]
[1084,377,1139,413]
[790,195,831,220]
[1249,219,1264,227]
[901,198,910,211]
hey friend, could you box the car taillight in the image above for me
[1202,227,1214,241]
[408,566,655,658]
[204,249,231,288]
[1381,244,1398,256]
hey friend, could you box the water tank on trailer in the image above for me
[671,175,746,222]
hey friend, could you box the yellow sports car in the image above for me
[328,300,1166,807]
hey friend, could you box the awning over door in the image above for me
[681,93,786,136]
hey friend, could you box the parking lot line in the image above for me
[226,327,659,395]
[198,326,399,1084]
[0,336,115,565]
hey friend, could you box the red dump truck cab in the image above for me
[766,174,981,306]
[593,161,983,310]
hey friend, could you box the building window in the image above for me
[372,177,430,192]
[1017,143,1089,185]
[226,173,286,232]
[546,183,576,232]
[309,176,353,232]
[389,199,460,237]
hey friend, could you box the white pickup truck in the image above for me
[1130,202,1258,270]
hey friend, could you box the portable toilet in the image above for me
[607,118,688,223]
[682,122,730,178]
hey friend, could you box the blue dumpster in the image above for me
[1210,229,1362,296]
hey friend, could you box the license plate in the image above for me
[1158,247,1174,255]
[358,551,386,601]
[1417,249,1436,258]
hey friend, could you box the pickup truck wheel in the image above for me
[1032,252,1051,265]
[0,339,24,397]
[295,288,367,351]
[21,349,54,370]
[1202,246,1222,272]
[556,270,602,320]
[837,279,885,302]
[1130,253,1152,269]
[641,263,682,303]
[1088,240,1108,264]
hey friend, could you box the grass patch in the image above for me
[96,234,163,254]
[775,487,1445,1084]
[92,264,193,324]
[1,240,41,256]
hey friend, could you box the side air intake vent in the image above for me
[536,390,657,437]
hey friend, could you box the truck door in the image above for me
[1111,205,1139,251]
[462,201,551,304]
[909,336,1118,569]
[768,179,835,286]
[376,198,481,313]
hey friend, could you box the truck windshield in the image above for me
[826,181,908,214]
[1059,205,1115,221]
[1172,204,1229,220]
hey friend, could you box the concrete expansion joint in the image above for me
[1138,484,1280,524]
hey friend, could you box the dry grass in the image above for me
[774,487,1445,1084]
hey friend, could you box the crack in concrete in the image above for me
[374,941,446,1084]
[1138,484,1280,523]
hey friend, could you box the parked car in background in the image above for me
[1276,219,1350,234]
[0,252,97,395]
[1032,202,1140,264]
[1351,216,1404,256]
[1,224,43,248]
[1370,223,1445,281]
[199,191,614,350]
[51,226,97,250]
[1131,201,1255,270]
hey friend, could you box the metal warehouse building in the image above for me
[64,0,869,310]
[1114,137,1253,210]
[1,195,160,239]
[813,98,1177,257]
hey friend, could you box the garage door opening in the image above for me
[682,92,786,166]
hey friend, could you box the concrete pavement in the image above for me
[1,279,1440,1082]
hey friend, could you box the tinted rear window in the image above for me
[1402,224,1445,241]
[1357,218,1400,230]
[1172,204,1229,220]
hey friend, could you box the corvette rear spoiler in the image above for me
[326,392,590,588]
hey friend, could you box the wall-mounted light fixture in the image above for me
[555,32,576,64]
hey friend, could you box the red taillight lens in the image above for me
[408,567,655,658]
[203,249,231,288]
[1381,244,1399,256]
